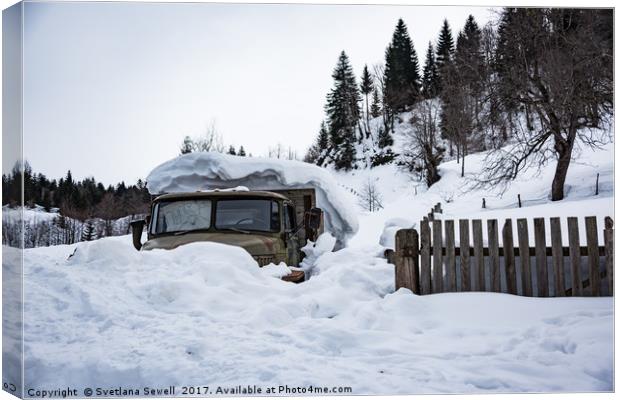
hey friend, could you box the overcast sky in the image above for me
[20,1,496,185]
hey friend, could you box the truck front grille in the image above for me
[254,255,275,267]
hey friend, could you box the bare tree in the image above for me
[400,100,445,187]
[194,120,225,153]
[358,178,383,212]
[489,8,613,201]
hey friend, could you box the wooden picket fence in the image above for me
[386,216,614,297]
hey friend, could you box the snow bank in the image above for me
[13,235,613,394]
[146,152,358,247]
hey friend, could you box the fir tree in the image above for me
[238,146,247,156]
[455,15,483,94]
[227,145,237,155]
[81,220,95,241]
[180,136,194,154]
[360,65,374,136]
[435,19,455,91]
[370,88,382,118]
[383,19,421,112]
[325,51,360,171]
[421,41,439,99]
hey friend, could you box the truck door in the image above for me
[283,203,300,266]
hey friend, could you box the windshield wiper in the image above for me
[223,227,251,234]
[172,230,195,236]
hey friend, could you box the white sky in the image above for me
[20,1,496,184]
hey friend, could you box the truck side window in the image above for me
[284,204,296,232]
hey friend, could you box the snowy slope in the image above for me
[6,235,613,394]
[341,140,614,249]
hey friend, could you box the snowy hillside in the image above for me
[333,130,614,249]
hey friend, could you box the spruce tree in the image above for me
[383,19,421,112]
[325,51,360,170]
[180,136,194,154]
[455,15,483,94]
[81,220,95,241]
[360,65,374,136]
[422,41,439,98]
[238,146,247,156]
[370,88,382,118]
[436,19,455,91]
[227,145,237,155]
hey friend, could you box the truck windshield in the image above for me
[215,199,279,232]
[153,200,212,234]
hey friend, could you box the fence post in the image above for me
[445,220,456,292]
[604,217,613,296]
[395,229,420,294]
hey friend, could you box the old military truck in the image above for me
[130,188,323,283]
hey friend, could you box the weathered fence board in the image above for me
[517,218,533,296]
[488,219,500,292]
[420,220,431,295]
[502,219,517,295]
[585,217,600,296]
[432,220,443,293]
[472,219,484,291]
[459,219,471,292]
[391,216,613,298]
[567,217,582,296]
[604,217,613,296]
[534,218,548,297]
[445,220,456,292]
[550,218,565,297]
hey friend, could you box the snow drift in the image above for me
[9,235,613,394]
[146,152,359,247]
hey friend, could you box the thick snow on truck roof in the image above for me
[146,152,358,247]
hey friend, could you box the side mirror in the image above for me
[130,219,145,251]
[305,208,323,231]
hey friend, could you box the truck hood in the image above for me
[141,232,281,255]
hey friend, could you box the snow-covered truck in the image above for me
[130,187,323,283]
[130,151,359,282]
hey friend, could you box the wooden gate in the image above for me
[386,216,614,297]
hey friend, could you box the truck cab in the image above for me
[130,189,323,283]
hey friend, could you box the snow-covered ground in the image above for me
[3,135,614,394]
[6,234,613,394]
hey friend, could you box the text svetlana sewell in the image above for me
[25,385,355,397]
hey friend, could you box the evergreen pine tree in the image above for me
[422,41,440,98]
[81,220,95,241]
[370,88,382,118]
[325,51,360,171]
[360,65,374,135]
[238,146,247,156]
[227,145,237,155]
[455,15,483,94]
[180,136,194,154]
[383,19,421,112]
[435,19,455,91]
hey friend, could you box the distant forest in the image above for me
[2,162,151,220]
